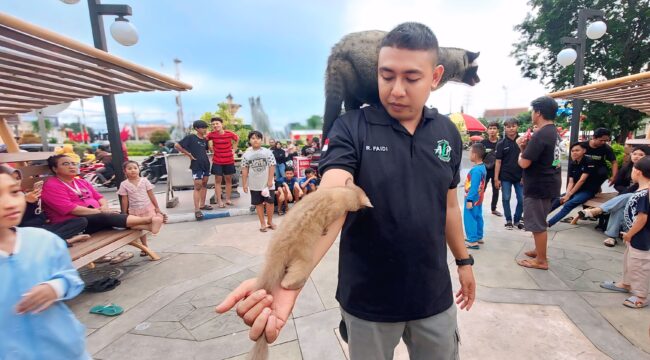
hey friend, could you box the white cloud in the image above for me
[342,0,548,117]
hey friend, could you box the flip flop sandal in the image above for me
[84,278,121,293]
[477,240,485,244]
[623,296,648,309]
[140,251,147,257]
[267,223,277,230]
[259,227,267,232]
[603,238,616,247]
[560,217,574,223]
[225,201,234,206]
[110,252,134,264]
[465,241,479,250]
[195,211,204,221]
[200,205,214,210]
[600,281,629,293]
[89,304,124,316]
[217,203,226,208]
[517,259,549,270]
[94,255,114,264]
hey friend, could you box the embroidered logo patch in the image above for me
[435,139,451,162]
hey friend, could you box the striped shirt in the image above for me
[207,130,239,165]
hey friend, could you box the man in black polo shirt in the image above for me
[216,22,476,360]
[495,118,523,229]
[581,127,618,188]
[547,142,600,227]
[516,96,562,270]
[481,122,502,217]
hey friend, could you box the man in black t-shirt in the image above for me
[495,118,523,229]
[547,142,599,227]
[516,96,562,270]
[481,122,501,216]
[175,120,212,218]
[580,127,618,188]
[216,23,476,360]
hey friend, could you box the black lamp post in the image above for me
[557,8,607,145]
[63,0,139,186]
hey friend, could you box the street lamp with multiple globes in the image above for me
[556,8,606,145]
[61,0,140,185]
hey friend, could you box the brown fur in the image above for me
[248,182,372,360]
[323,30,480,139]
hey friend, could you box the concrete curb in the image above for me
[166,208,253,224]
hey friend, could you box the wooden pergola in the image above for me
[549,71,650,115]
[0,12,192,153]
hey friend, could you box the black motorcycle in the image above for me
[140,153,168,184]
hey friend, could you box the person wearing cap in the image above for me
[175,120,212,220]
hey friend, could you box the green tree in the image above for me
[515,111,533,131]
[306,115,323,130]
[31,119,52,133]
[512,0,650,142]
[149,130,171,145]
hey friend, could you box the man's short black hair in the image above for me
[487,121,499,129]
[634,156,650,179]
[248,130,263,141]
[570,142,588,151]
[210,117,223,124]
[380,22,439,54]
[531,96,558,120]
[504,118,519,126]
[193,120,208,129]
[285,167,294,173]
[470,143,486,160]
[304,168,314,175]
[593,127,611,139]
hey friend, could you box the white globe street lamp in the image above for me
[110,16,138,46]
[60,0,80,4]
[557,47,578,67]
[586,20,607,40]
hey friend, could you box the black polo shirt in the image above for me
[568,156,600,193]
[319,104,462,322]
[495,135,522,182]
[580,141,615,182]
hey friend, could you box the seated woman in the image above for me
[41,155,163,235]
[547,142,601,227]
[1,165,90,246]
[578,146,650,246]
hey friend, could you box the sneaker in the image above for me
[465,241,480,249]
[516,222,525,230]
[505,222,514,230]
[492,210,503,217]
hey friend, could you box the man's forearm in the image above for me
[446,188,469,259]
[268,165,275,185]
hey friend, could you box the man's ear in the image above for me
[431,65,444,91]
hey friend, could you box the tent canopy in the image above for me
[0,12,192,117]
[548,71,650,115]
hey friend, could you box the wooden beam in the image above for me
[0,15,192,90]
[1,74,104,98]
[549,71,650,98]
[0,83,86,101]
[0,117,20,153]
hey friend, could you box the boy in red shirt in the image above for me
[207,117,240,208]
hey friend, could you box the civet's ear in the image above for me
[467,51,480,64]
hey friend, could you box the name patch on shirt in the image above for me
[365,145,389,152]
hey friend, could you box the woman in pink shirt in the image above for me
[41,155,162,234]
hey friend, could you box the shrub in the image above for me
[149,130,171,145]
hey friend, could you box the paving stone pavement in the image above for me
[69,180,650,359]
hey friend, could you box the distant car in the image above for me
[18,144,63,152]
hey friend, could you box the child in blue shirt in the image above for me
[464,143,488,249]
[299,168,318,194]
[0,166,89,359]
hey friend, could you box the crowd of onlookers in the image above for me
[464,95,650,309]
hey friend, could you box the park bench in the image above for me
[570,192,618,225]
[0,151,159,269]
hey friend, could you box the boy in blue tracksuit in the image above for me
[464,143,488,249]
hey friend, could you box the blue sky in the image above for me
[3,0,547,132]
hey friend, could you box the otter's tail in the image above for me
[324,57,348,140]
[248,336,269,360]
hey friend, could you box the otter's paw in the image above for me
[281,274,308,290]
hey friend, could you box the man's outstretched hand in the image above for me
[215,278,300,342]
[455,265,476,311]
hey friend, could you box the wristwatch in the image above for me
[455,254,474,266]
